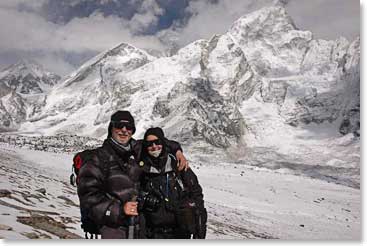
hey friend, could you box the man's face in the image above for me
[111,125,133,145]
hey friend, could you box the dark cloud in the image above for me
[41,0,191,34]
[42,0,137,24]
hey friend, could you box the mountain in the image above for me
[0,60,61,131]
[20,43,155,138]
[17,5,360,186]
[0,59,60,94]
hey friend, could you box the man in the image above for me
[77,111,188,239]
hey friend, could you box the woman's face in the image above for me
[146,135,163,157]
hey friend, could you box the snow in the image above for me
[0,145,83,240]
[194,159,360,239]
[0,144,360,240]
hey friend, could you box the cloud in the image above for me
[0,2,167,75]
[0,0,360,76]
[286,0,360,41]
[159,0,274,47]
[0,7,165,53]
[0,0,46,10]
[34,53,76,76]
[129,0,165,34]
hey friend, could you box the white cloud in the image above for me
[129,0,165,33]
[286,0,360,41]
[0,8,165,53]
[34,53,75,76]
[0,3,166,74]
[0,0,46,10]
[162,0,274,47]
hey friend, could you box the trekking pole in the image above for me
[128,194,137,239]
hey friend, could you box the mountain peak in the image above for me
[2,59,57,78]
[231,5,297,34]
[0,59,61,94]
[273,0,290,7]
[63,41,155,88]
[17,58,41,67]
[228,5,312,77]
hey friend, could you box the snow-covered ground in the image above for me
[0,143,360,240]
[0,144,82,239]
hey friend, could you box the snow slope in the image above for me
[0,145,360,239]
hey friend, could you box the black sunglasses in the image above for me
[111,121,134,131]
[144,139,163,147]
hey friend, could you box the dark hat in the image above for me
[107,110,136,137]
[111,110,135,123]
[144,127,165,141]
[143,127,166,157]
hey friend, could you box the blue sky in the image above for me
[0,0,360,76]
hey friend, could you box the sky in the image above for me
[0,0,360,76]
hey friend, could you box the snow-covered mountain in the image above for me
[17,5,360,187]
[0,60,60,94]
[20,43,155,137]
[0,60,61,131]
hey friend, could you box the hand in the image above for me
[123,201,138,216]
[176,150,189,171]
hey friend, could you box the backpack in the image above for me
[70,149,95,187]
[70,149,108,239]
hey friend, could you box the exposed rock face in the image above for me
[0,91,27,131]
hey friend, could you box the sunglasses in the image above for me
[111,121,134,131]
[144,139,163,147]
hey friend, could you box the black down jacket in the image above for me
[77,138,182,238]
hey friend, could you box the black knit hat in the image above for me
[144,127,165,141]
[107,110,136,137]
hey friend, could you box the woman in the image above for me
[138,127,207,239]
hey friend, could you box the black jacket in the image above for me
[139,152,205,238]
[77,138,182,230]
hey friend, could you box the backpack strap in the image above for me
[166,154,186,192]
[95,147,112,180]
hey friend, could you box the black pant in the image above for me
[100,226,127,239]
[146,227,191,239]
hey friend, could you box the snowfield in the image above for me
[0,143,360,240]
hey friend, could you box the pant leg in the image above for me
[100,226,127,239]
